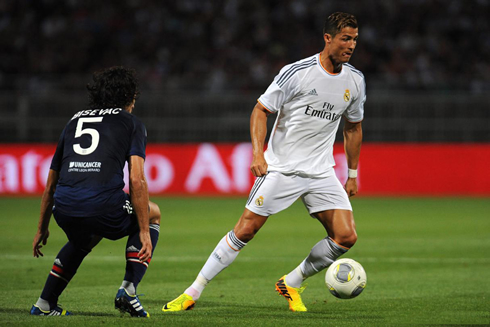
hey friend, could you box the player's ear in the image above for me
[324,33,332,44]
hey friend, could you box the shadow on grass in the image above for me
[147,299,383,322]
[69,311,118,317]
[0,307,120,318]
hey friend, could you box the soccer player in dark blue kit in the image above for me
[30,66,160,318]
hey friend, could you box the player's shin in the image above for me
[185,230,247,300]
[38,242,90,310]
[122,224,159,294]
[285,237,348,288]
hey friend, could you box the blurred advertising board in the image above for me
[1,143,489,196]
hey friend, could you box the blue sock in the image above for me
[123,224,159,292]
[40,242,90,308]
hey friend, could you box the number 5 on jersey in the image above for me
[73,117,104,155]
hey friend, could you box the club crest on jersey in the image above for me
[344,89,350,102]
[255,196,264,207]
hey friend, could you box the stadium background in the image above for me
[0,2,489,325]
[0,0,489,196]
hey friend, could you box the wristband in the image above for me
[348,169,357,178]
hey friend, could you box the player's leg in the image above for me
[163,209,268,312]
[163,172,303,312]
[293,209,356,282]
[120,201,161,294]
[279,210,355,312]
[31,210,102,315]
[116,200,161,317]
[279,175,356,311]
[187,209,268,296]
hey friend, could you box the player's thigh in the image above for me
[53,209,101,251]
[92,194,139,240]
[245,171,308,216]
[102,197,159,238]
[302,174,352,215]
[54,198,138,243]
[96,208,138,240]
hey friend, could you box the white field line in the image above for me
[3,254,490,264]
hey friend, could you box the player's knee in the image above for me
[150,214,160,225]
[149,202,161,225]
[234,225,256,243]
[85,235,103,251]
[233,211,266,242]
[337,231,357,249]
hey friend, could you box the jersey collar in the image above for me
[317,53,344,77]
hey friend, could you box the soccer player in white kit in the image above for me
[163,12,365,312]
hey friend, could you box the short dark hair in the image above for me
[323,12,358,38]
[87,66,139,108]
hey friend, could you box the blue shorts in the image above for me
[53,194,138,249]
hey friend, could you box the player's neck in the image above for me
[125,99,136,113]
[320,51,342,74]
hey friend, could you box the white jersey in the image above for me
[258,53,366,177]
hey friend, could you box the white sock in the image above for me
[120,280,136,295]
[285,237,348,288]
[184,274,208,300]
[185,230,246,301]
[35,297,50,311]
[285,267,305,288]
[302,237,348,277]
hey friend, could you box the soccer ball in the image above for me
[325,258,367,299]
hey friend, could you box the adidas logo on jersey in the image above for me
[54,258,63,267]
[308,89,318,96]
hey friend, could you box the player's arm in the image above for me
[250,102,270,177]
[343,120,363,197]
[33,169,59,258]
[128,155,152,262]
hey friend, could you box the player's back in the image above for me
[51,108,146,217]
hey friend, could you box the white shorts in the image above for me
[245,171,352,217]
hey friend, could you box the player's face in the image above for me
[325,27,358,63]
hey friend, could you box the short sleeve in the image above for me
[258,64,301,113]
[128,117,147,159]
[50,127,66,171]
[344,76,366,123]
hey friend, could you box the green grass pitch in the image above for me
[0,196,489,326]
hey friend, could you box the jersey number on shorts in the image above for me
[73,117,104,155]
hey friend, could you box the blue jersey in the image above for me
[50,108,147,217]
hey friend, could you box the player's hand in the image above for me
[33,229,49,258]
[250,155,268,177]
[138,231,152,262]
[344,178,358,197]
